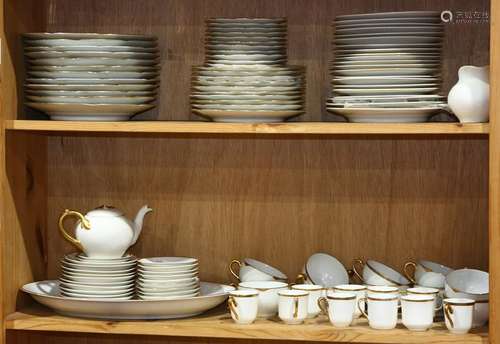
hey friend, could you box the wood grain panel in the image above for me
[44,0,490,122]
[45,136,488,283]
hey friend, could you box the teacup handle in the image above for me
[293,297,299,318]
[357,297,368,318]
[444,303,454,328]
[352,259,365,283]
[58,209,91,252]
[317,297,329,315]
[295,273,306,284]
[229,260,242,281]
[403,262,417,284]
[228,296,239,320]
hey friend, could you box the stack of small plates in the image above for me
[136,257,200,300]
[191,18,305,122]
[59,253,137,299]
[327,11,447,122]
[23,33,160,121]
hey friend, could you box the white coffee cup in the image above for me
[318,292,357,328]
[228,290,259,325]
[407,286,441,316]
[291,284,324,318]
[366,285,400,298]
[404,260,453,288]
[358,294,399,330]
[230,259,287,282]
[278,290,308,325]
[333,284,366,318]
[238,281,288,318]
[443,298,475,334]
[353,259,410,287]
[401,294,437,331]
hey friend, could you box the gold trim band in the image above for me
[367,296,398,302]
[279,292,308,297]
[334,286,366,292]
[327,295,356,300]
[444,301,475,306]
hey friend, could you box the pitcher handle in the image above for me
[403,261,417,284]
[352,259,365,283]
[229,259,242,281]
[58,209,90,252]
[444,303,454,328]
[357,297,368,318]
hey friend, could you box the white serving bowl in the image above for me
[445,268,489,327]
[304,253,349,287]
[238,281,288,318]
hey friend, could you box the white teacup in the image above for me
[297,253,349,287]
[333,284,366,318]
[404,260,453,288]
[278,290,309,325]
[230,258,287,282]
[407,287,441,316]
[443,298,475,334]
[228,290,259,325]
[353,259,410,287]
[358,294,399,330]
[291,284,324,318]
[238,281,288,318]
[366,285,399,299]
[401,294,437,331]
[318,292,357,328]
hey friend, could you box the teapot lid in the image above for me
[87,205,124,217]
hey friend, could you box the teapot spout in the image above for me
[132,205,153,244]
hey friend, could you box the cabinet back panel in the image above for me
[46,136,488,282]
[44,0,490,121]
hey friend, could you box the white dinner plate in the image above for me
[193,109,303,122]
[334,60,440,66]
[335,25,443,35]
[28,70,159,79]
[334,87,438,95]
[327,107,440,122]
[59,280,135,291]
[59,277,134,287]
[25,51,158,59]
[28,57,159,66]
[26,84,158,91]
[61,273,136,283]
[192,104,302,111]
[139,257,198,266]
[335,47,441,54]
[207,18,286,24]
[334,68,438,76]
[335,36,442,45]
[335,11,440,21]
[193,80,301,87]
[29,65,160,72]
[335,53,441,61]
[206,54,285,61]
[27,95,155,105]
[27,90,156,97]
[206,44,286,51]
[138,289,201,298]
[60,285,135,296]
[24,39,157,48]
[61,291,135,300]
[24,32,157,40]
[26,78,159,85]
[332,76,439,85]
[193,85,300,92]
[26,103,154,121]
[335,17,441,27]
[138,271,198,279]
[139,264,199,272]
[332,63,440,70]
[190,93,303,100]
[61,266,136,275]
[138,293,200,301]
[327,101,446,109]
[205,60,287,65]
[207,26,286,33]
[25,45,159,53]
[333,83,438,89]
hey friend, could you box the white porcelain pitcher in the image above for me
[58,205,152,259]
[448,65,490,123]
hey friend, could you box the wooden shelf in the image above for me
[5,306,488,343]
[4,120,490,135]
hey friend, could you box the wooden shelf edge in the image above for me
[4,120,490,135]
[5,306,489,343]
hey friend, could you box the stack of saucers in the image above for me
[23,33,160,121]
[137,257,200,300]
[191,18,305,122]
[59,253,136,299]
[327,11,447,122]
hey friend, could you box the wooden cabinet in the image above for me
[0,0,496,343]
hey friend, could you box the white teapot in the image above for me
[58,205,152,259]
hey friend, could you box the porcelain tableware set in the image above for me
[136,257,201,300]
[191,18,305,122]
[326,11,447,122]
[23,33,160,121]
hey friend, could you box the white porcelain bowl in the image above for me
[238,281,288,318]
[445,269,489,327]
[304,253,349,287]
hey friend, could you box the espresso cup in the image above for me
[401,294,436,331]
[443,298,475,334]
[353,259,409,286]
[403,260,453,289]
[291,284,324,318]
[229,259,274,282]
[228,290,259,325]
[333,284,366,318]
[318,292,357,328]
[278,290,309,325]
[407,287,441,316]
[239,281,288,318]
[358,294,399,330]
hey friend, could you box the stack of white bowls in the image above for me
[191,18,305,122]
[23,32,160,121]
[59,253,136,299]
[136,257,200,300]
[327,11,447,122]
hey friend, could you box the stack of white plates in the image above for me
[327,11,447,122]
[137,257,200,300]
[23,33,160,121]
[59,253,136,300]
[191,18,305,122]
